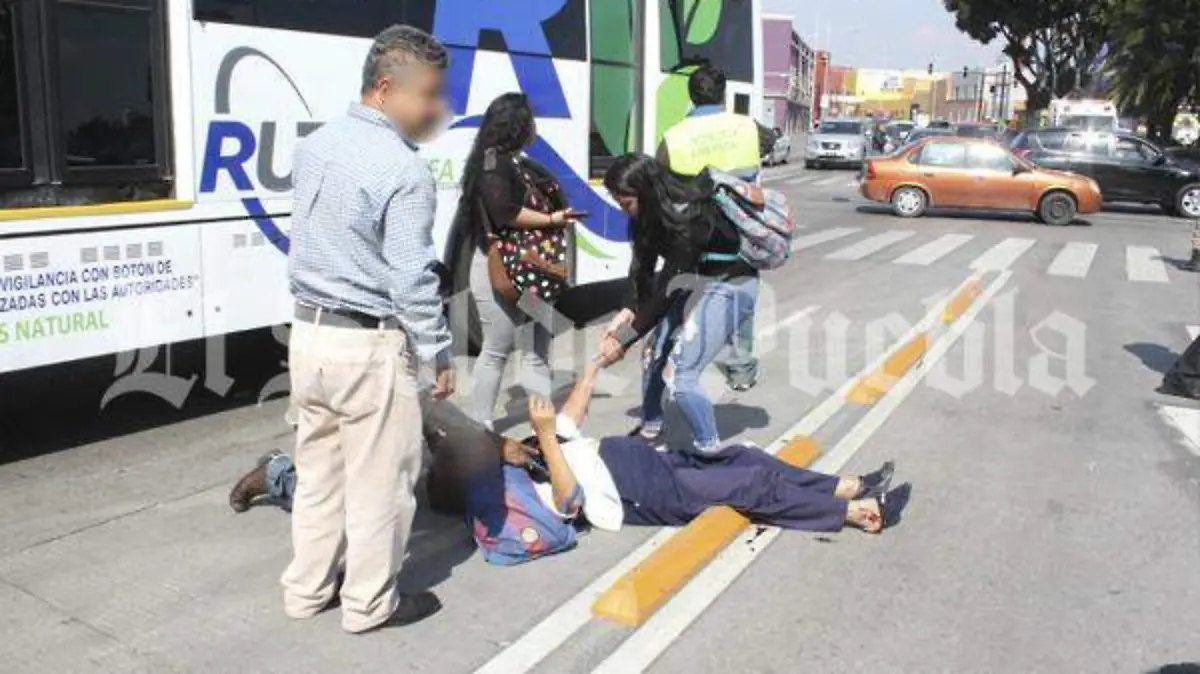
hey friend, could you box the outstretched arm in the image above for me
[559,362,601,430]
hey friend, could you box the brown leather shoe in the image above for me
[356,591,442,633]
[228,450,282,513]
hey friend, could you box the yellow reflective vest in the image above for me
[662,112,761,179]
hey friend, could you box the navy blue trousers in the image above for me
[599,438,848,532]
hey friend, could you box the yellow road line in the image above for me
[847,334,929,406]
[590,437,821,627]
[942,279,982,323]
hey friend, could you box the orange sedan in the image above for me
[859,137,1103,225]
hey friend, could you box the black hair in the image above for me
[460,93,535,203]
[602,154,715,261]
[688,64,726,106]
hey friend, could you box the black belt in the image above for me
[294,303,402,330]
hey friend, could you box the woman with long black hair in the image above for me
[459,93,581,428]
[598,154,759,454]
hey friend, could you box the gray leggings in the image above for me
[469,255,552,425]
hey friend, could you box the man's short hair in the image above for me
[361,24,449,94]
[688,65,726,106]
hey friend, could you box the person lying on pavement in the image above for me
[229,363,905,565]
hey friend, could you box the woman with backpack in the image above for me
[459,93,583,428]
[597,154,789,454]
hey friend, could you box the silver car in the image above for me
[805,119,867,169]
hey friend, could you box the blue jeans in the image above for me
[266,453,297,510]
[642,277,759,453]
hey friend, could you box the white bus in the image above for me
[0,0,762,374]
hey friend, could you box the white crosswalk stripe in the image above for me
[969,237,1036,270]
[826,230,916,261]
[1187,325,1200,341]
[893,233,973,266]
[816,175,845,187]
[790,227,862,251]
[1046,242,1099,278]
[1126,246,1170,283]
[783,175,816,186]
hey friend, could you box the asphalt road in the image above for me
[2,163,1198,674]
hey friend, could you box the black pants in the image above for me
[600,438,848,532]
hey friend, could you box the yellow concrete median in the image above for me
[591,437,821,627]
[847,334,929,406]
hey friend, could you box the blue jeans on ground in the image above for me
[641,276,759,453]
[266,453,297,510]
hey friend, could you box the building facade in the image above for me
[761,14,814,134]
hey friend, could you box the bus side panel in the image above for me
[0,226,206,373]
[199,219,293,337]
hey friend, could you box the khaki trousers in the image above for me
[281,318,423,633]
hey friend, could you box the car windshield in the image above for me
[1059,115,1116,132]
[818,121,863,135]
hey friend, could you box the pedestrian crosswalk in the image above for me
[785,227,1184,285]
[770,170,859,190]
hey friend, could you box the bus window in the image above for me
[589,0,641,179]
[0,1,25,176]
[659,0,753,82]
[0,0,172,209]
[57,1,159,170]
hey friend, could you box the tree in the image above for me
[1102,0,1200,142]
[943,0,1108,122]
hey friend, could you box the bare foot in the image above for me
[834,476,863,500]
[845,499,883,534]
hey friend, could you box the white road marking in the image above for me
[817,175,845,187]
[825,230,916,261]
[1046,242,1099,278]
[968,237,1035,270]
[755,305,820,340]
[783,174,816,186]
[591,271,1010,674]
[1187,325,1199,341]
[472,530,676,674]
[892,233,973,266]
[1156,405,1200,458]
[790,227,861,252]
[477,274,983,673]
[1125,246,1170,283]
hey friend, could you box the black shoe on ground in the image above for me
[855,460,895,500]
[1159,373,1200,401]
[359,591,442,633]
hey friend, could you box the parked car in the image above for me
[953,122,1002,140]
[763,127,791,166]
[882,120,916,153]
[902,127,955,146]
[859,136,1103,225]
[805,119,867,169]
[1011,128,1200,217]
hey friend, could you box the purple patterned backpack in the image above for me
[707,170,796,271]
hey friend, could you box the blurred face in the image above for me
[373,63,447,142]
[616,195,638,217]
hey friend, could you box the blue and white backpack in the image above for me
[704,170,797,271]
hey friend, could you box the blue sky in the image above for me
[764,0,1004,71]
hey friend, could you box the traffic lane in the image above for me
[0,242,975,674]
[650,248,1200,673]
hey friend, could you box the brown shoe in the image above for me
[228,450,282,513]
[357,591,442,633]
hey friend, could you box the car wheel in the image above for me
[1176,184,1200,219]
[891,186,927,218]
[1038,191,1076,226]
